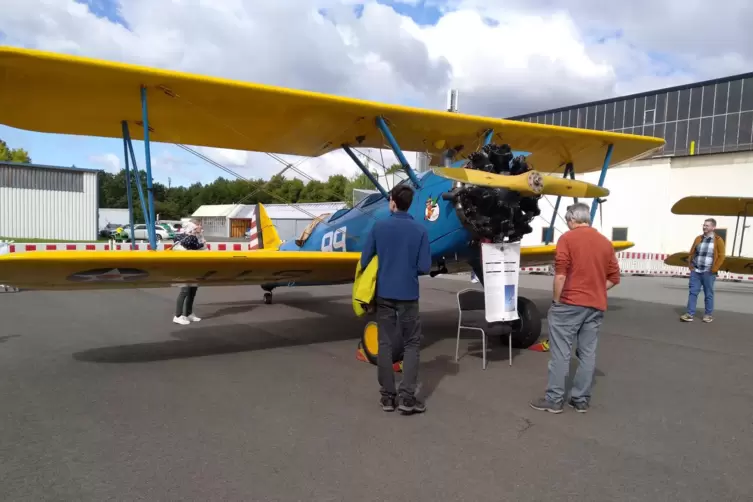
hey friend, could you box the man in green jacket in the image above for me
[681,218,726,323]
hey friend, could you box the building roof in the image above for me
[191,204,239,217]
[0,161,101,174]
[507,71,753,120]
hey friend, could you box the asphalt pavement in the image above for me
[1,275,752,501]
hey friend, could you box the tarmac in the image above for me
[1,274,752,501]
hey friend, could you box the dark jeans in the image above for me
[176,286,198,317]
[376,297,422,400]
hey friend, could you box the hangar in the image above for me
[510,72,753,257]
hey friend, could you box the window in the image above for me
[624,99,636,128]
[586,106,595,129]
[667,91,679,122]
[604,102,615,130]
[714,82,729,115]
[595,104,604,130]
[577,108,586,128]
[644,108,655,125]
[678,89,690,120]
[690,87,703,119]
[716,228,727,243]
[675,120,688,154]
[742,78,753,112]
[687,118,700,154]
[739,112,753,148]
[553,111,562,126]
[699,117,713,153]
[701,84,715,117]
[615,100,625,129]
[728,79,743,113]
[664,121,676,154]
[712,115,726,148]
[724,113,740,151]
[655,93,667,123]
[566,109,576,127]
[612,227,628,241]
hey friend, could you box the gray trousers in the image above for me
[376,297,421,399]
[545,302,604,405]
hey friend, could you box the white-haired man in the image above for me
[530,203,620,414]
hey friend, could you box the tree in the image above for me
[0,139,32,163]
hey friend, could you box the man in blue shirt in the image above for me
[360,184,432,415]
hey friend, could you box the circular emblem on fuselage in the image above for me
[425,196,440,222]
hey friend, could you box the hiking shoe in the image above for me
[702,315,713,323]
[380,396,396,412]
[529,397,563,414]
[568,399,589,413]
[680,313,694,322]
[398,396,426,415]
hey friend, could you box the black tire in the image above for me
[509,296,542,349]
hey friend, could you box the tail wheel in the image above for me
[361,321,379,365]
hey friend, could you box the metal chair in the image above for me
[455,288,512,369]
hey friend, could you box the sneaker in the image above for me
[680,313,694,322]
[529,397,563,414]
[568,399,589,413]
[173,315,190,325]
[702,315,713,323]
[187,314,202,322]
[398,396,426,415]
[380,396,396,412]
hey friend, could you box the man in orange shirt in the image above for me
[530,203,620,414]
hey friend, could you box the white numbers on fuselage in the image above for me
[321,226,347,252]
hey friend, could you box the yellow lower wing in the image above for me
[0,250,361,291]
[0,241,635,291]
[521,241,633,267]
[433,167,609,198]
[664,252,753,275]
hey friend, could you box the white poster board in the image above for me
[481,241,521,322]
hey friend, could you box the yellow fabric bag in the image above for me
[352,255,378,316]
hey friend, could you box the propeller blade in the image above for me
[432,167,609,198]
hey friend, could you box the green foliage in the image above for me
[98,167,384,220]
[0,139,32,163]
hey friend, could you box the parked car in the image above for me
[123,224,173,241]
[100,223,125,238]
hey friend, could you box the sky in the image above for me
[0,0,751,188]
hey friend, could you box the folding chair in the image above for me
[455,288,512,369]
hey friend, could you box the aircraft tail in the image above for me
[251,203,282,250]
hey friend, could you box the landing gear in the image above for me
[507,296,542,349]
[359,320,403,372]
[261,285,275,305]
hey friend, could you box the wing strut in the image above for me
[375,116,421,188]
[121,121,153,245]
[342,144,389,198]
[544,162,575,244]
[120,121,136,247]
[589,143,614,223]
[140,86,158,248]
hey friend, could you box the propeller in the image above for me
[432,167,609,199]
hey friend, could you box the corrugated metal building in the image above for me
[193,202,347,242]
[0,162,99,241]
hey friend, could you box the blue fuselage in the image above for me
[275,170,475,285]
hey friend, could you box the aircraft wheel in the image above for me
[263,292,273,305]
[361,321,379,365]
[508,296,542,349]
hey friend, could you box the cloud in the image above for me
[88,152,120,173]
[2,0,751,188]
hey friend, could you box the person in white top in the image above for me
[172,220,207,325]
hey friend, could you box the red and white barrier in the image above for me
[2,241,260,253]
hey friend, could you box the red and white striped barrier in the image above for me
[2,241,260,253]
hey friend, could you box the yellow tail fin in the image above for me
[256,203,282,250]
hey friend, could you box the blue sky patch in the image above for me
[74,0,130,29]
[376,0,442,26]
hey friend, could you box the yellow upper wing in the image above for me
[671,196,753,216]
[664,252,753,275]
[0,46,664,174]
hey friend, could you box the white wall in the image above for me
[98,208,130,230]
[525,151,753,256]
[0,171,98,241]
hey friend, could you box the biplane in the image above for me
[0,46,664,354]
[664,196,753,275]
